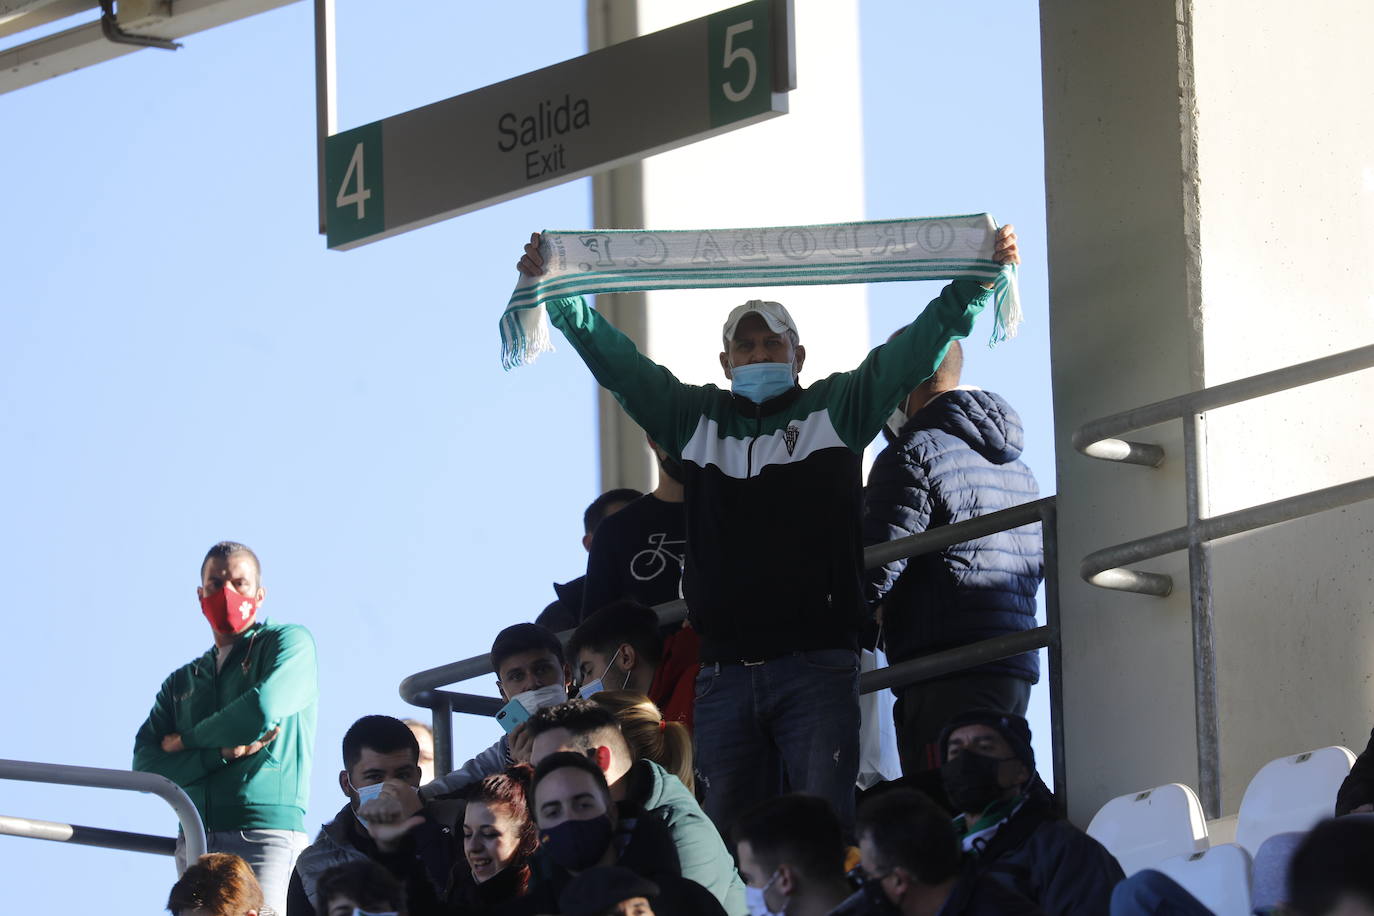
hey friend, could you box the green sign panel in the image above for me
[708,0,774,128]
[323,0,793,250]
[325,121,384,249]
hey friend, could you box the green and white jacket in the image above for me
[547,281,989,663]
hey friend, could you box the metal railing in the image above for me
[1073,342,1374,818]
[401,497,1065,801]
[0,758,206,869]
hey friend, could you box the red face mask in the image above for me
[200,585,259,635]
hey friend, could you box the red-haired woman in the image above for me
[448,763,538,912]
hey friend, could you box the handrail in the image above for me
[1072,340,1374,820]
[0,759,206,867]
[1081,476,1374,591]
[401,498,1060,793]
[1073,343,1374,469]
[0,814,176,856]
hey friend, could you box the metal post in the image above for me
[430,701,453,780]
[1184,411,1221,818]
[314,0,336,235]
[1041,501,1068,808]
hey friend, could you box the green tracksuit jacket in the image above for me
[132,618,318,832]
[546,281,988,664]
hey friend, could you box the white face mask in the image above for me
[578,648,631,699]
[515,682,567,715]
[745,870,786,916]
[348,776,386,830]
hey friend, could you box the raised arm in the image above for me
[827,225,1019,450]
[518,232,705,457]
[178,625,318,749]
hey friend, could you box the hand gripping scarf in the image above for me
[499,213,1020,370]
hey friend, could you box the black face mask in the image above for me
[859,877,902,915]
[540,815,613,872]
[941,750,1016,815]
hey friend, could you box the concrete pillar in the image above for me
[587,0,870,492]
[1042,0,1374,822]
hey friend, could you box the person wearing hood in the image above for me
[526,699,747,914]
[497,752,726,916]
[939,711,1122,915]
[862,340,1043,778]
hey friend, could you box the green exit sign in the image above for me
[324,0,794,250]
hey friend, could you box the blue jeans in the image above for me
[177,827,308,915]
[1110,870,1213,916]
[693,649,861,831]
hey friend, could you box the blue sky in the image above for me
[0,2,1048,910]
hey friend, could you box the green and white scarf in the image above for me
[499,213,1020,369]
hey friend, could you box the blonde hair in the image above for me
[590,690,695,794]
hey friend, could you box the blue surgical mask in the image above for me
[578,648,630,699]
[731,362,795,404]
[745,869,786,916]
[349,777,386,830]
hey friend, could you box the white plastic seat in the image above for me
[1153,843,1254,916]
[1235,746,1356,855]
[1086,783,1208,876]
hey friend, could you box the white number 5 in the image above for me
[721,20,757,103]
[336,142,372,220]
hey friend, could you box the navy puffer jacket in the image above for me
[862,388,1042,682]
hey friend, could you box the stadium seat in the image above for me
[1153,843,1253,916]
[1235,746,1356,855]
[1086,783,1208,876]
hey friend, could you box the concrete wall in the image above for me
[1191,0,1374,812]
[588,0,869,491]
[1042,0,1374,821]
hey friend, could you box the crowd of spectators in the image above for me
[138,231,1373,916]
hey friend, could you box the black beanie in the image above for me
[937,708,1035,771]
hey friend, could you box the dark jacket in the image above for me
[862,388,1042,682]
[494,809,685,915]
[537,577,585,634]
[286,801,459,916]
[942,867,1047,915]
[966,783,1123,916]
[1336,727,1374,815]
[446,856,532,914]
[548,283,988,664]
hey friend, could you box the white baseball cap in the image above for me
[721,300,799,344]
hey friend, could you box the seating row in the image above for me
[1084,745,1356,913]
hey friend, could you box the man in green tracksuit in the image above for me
[133,540,318,914]
[516,226,1019,832]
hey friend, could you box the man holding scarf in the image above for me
[134,540,318,915]
[515,225,1018,832]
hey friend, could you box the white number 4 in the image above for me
[336,142,372,219]
[721,20,757,103]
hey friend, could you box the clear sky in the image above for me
[0,2,1048,910]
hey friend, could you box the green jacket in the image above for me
[132,619,318,832]
[547,282,987,663]
[629,759,747,915]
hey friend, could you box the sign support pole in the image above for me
[314,0,336,235]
